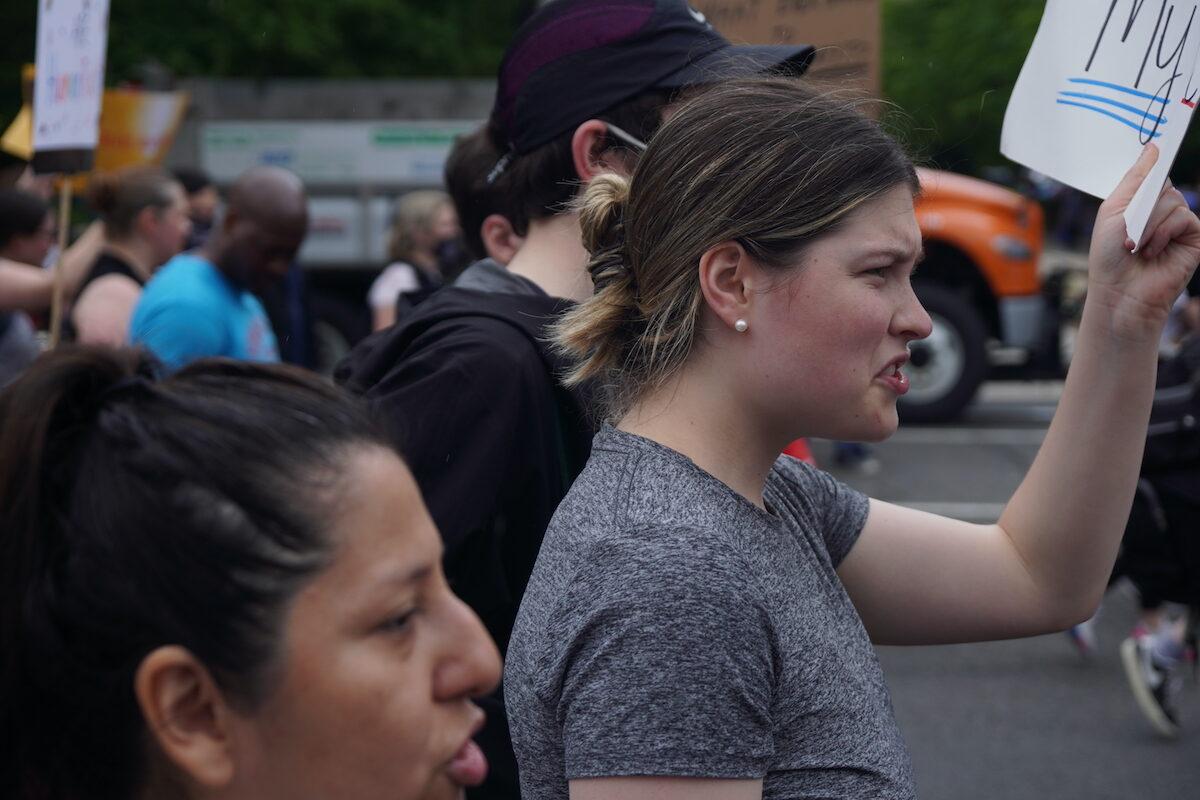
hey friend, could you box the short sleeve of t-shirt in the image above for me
[130,298,227,371]
[368,262,420,309]
[555,526,777,780]
[770,456,871,567]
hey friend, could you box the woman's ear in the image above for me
[134,646,239,790]
[570,119,634,183]
[697,241,755,332]
[135,205,160,238]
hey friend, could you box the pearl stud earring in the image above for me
[734,319,749,333]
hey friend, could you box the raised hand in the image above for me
[1088,144,1200,343]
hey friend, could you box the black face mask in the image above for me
[434,236,471,281]
[186,218,213,250]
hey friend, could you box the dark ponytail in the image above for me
[0,346,391,800]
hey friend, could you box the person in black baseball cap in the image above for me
[490,0,813,157]
[335,4,811,798]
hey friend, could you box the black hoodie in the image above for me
[335,281,594,800]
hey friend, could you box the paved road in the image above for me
[814,383,1199,800]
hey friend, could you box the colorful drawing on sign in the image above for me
[33,0,110,153]
[1056,77,1169,138]
[1002,0,1200,247]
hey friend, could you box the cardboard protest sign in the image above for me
[32,0,111,175]
[1003,1,1200,247]
[695,0,881,98]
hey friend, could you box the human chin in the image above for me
[416,760,477,800]
[829,393,899,444]
[861,392,901,441]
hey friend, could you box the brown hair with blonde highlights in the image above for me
[552,76,919,419]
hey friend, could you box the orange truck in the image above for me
[903,169,1047,421]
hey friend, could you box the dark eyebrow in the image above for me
[375,561,436,593]
[857,244,924,264]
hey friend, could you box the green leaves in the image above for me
[101,0,533,80]
[882,0,1044,173]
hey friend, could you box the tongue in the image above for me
[447,739,489,787]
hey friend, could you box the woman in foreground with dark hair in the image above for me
[0,347,500,800]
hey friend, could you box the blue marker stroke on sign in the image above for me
[1056,98,1164,136]
[1068,76,1169,102]
[1057,77,1167,137]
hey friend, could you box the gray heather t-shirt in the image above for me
[505,425,914,800]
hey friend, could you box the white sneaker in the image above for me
[1120,636,1182,738]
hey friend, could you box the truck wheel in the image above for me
[898,284,988,423]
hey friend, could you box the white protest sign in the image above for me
[1002,0,1200,248]
[33,0,111,173]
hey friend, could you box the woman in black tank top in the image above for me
[69,167,191,345]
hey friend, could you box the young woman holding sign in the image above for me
[504,76,1200,800]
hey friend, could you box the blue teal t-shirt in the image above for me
[130,253,279,371]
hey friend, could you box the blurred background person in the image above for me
[0,185,104,315]
[70,167,191,346]
[368,190,461,331]
[3,160,108,313]
[0,346,501,800]
[0,187,56,385]
[174,165,220,250]
[0,187,55,273]
[1116,268,1200,738]
[130,165,308,370]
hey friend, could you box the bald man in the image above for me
[130,166,308,370]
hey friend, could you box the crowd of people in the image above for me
[2,1,1199,799]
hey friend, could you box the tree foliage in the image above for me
[7,1,1199,183]
[102,0,535,80]
[1,0,533,132]
[882,0,1045,174]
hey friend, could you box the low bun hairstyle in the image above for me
[553,76,919,419]
[555,173,650,391]
[577,172,631,280]
[0,346,392,800]
[88,166,178,238]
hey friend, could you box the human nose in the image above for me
[432,592,502,702]
[894,282,933,342]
